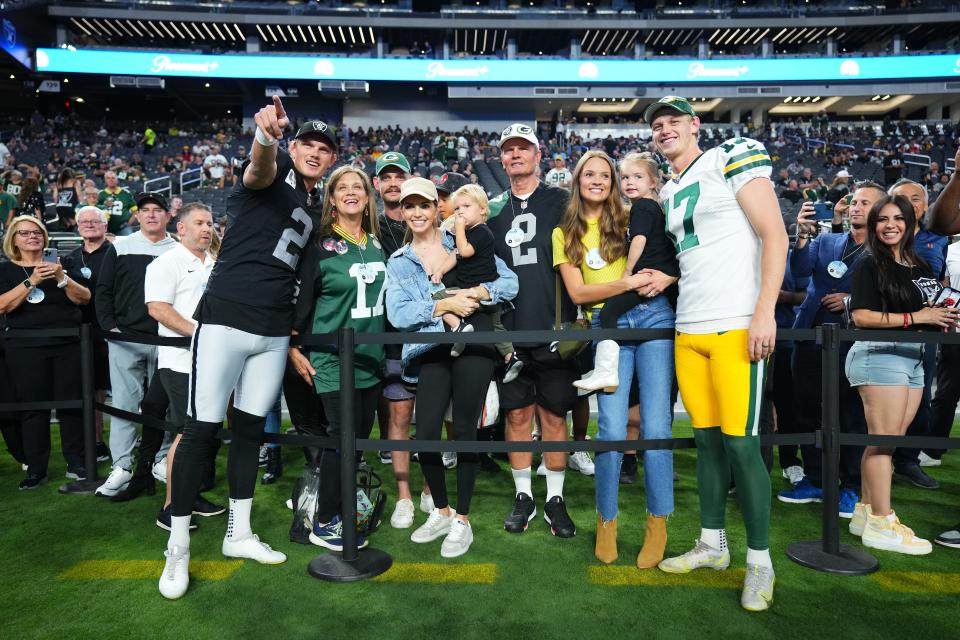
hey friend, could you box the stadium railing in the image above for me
[179,167,203,194]
[8,323,960,580]
[142,175,173,199]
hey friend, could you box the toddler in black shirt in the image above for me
[433,184,522,382]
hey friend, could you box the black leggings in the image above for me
[5,342,84,476]
[315,384,381,523]
[414,337,497,516]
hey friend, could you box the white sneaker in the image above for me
[222,534,287,564]
[152,460,168,484]
[861,513,933,555]
[782,465,804,486]
[658,539,731,573]
[411,508,455,543]
[285,498,294,511]
[441,519,474,558]
[95,466,131,497]
[568,451,595,476]
[536,459,547,477]
[918,452,942,467]
[442,452,458,470]
[741,564,775,612]
[419,492,435,514]
[158,545,190,600]
[391,498,415,529]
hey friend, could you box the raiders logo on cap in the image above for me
[312,121,327,132]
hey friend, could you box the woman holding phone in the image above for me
[0,215,91,490]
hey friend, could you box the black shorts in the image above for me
[499,346,578,417]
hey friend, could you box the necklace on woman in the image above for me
[20,266,44,304]
[333,223,367,249]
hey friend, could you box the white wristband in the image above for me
[57,275,69,289]
[255,127,277,147]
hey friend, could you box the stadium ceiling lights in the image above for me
[68,17,243,42]
[455,29,506,55]
[770,96,842,115]
[578,98,639,113]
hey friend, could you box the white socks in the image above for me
[701,528,728,551]
[169,515,191,549]
[545,468,565,501]
[227,497,253,541]
[746,548,773,569]
[512,467,532,497]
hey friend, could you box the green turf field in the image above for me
[2,420,958,640]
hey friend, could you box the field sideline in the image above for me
[2,420,958,640]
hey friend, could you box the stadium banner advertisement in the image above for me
[35,47,960,84]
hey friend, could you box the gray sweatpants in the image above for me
[106,340,171,469]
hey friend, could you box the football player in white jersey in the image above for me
[644,97,787,612]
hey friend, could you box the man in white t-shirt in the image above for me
[203,146,228,188]
[544,155,572,190]
[145,204,222,540]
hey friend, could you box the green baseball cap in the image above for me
[642,96,697,123]
[375,151,411,175]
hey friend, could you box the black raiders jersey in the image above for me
[487,182,576,341]
[199,149,323,335]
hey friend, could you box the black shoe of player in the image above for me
[619,454,638,485]
[18,474,47,491]
[502,353,524,384]
[503,492,536,533]
[543,496,576,538]
[894,463,939,489]
[156,505,198,531]
[192,494,226,517]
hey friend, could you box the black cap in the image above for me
[435,172,470,195]
[136,191,168,210]
[293,120,338,152]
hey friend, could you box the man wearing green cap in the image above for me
[643,96,787,612]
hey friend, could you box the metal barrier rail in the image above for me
[179,167,203,193]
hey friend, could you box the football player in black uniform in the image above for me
[487,124,579,538]
[159,96,338,600]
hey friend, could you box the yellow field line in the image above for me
[589,566,744,589]
[373,562,497,584]
[59,560,243,581]
[870,571,960,593]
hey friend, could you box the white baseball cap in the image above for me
[499,123,539,149]
[836,169,851,178]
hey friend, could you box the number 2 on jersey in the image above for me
[272,207,313,269]
[510,212,538,266]
[666,182,700,253]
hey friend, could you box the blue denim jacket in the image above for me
[385,232,518,382]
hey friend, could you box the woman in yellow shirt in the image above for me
[552,150,676,567]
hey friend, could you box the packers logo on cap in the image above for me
[383,152,399,161]
[499,123,538,148]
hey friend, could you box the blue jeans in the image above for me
[593,295,676,520]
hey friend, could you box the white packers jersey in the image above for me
[661,137,773,333]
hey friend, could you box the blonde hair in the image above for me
[560,150,628,267]
[619,152,661,201]
[318,166,380,239]
[3,215,48,262]
[450,184,490,220]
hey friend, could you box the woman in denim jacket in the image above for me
[385,177,517,558]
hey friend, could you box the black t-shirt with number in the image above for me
[850,253,941,331]
[197,149,323,336]
[0,261,82,346]
[487,182,574,342]
[629,198,679,277]
[454,223,498,288]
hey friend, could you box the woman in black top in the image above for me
[52,168,81,231]
[0,215,91,489]
[16,177,45,221]
[845,195,957,555]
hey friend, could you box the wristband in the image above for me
[57,274,69,289]
[255,127,277,147]
[909,312,915,326]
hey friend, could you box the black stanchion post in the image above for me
[308,327,392,582]
[61,323,101,494]
[786,323,878,575]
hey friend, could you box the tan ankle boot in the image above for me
[595,514,618,564]
[636,514,668,569]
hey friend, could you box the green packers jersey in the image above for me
[294,233,387,394]
[98,188,137,233]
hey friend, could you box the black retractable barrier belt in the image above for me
[839,328,960,345]
[94,329,191,347]
[0,328,81,339]
[0,400,83,411]
[839,433,960,450]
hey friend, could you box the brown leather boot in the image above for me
[636,514,668,569]
[595,514,618,564]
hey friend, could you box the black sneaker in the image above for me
[192,494,226,517]
[894,463,939,489]
[378,450,392,464]
[935,523,960,549]
[65,465,87,481]
[503,492,536,533]
[95,441,110,463]
[502,353,524,384]
[543,496,576,538]
[156,505,199,531]
[619,454,638,485]
[18,474,47,491]
[450,322,474,358]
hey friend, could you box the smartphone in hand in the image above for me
[934,287,960,309]
[813,202,834,220]
[42,248,58,264]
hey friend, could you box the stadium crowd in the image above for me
[1,99,959,613]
